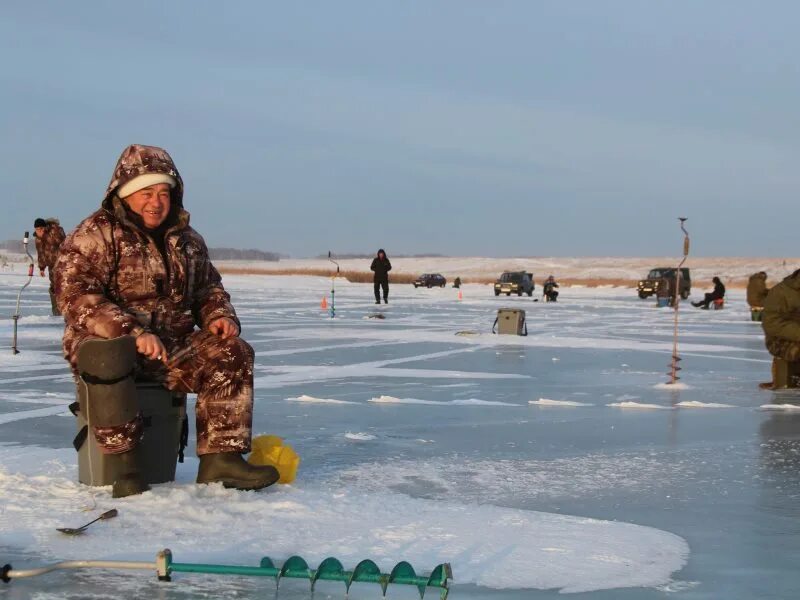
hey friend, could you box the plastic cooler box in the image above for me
[74,381,187,486]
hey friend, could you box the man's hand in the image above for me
[209,317,239,339]
[39,269,45,277]
[136,333,168,364]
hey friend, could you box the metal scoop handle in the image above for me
[57,509,118,535]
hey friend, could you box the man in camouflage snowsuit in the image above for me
[34,217,66,315]
[55,144,278,497]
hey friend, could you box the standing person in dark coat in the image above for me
[370,249,392,304]
[692,276,726,309]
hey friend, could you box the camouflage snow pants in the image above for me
[46,267,56,295]
[47,268,60,316]
[766,337,800,363]
[92,331,254,456]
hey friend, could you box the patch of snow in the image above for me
[344,432,377,441]
[369,395,520,407]
[676,401,735,409]
[285,394,356,405]
[0,445,689,594]
[654,382,691,390]
[529,398,594,407]
[607,402,673,410]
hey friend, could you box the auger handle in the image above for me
[11,231,35,354]
[2,559,155,581]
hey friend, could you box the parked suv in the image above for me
[494,271,535,296]
[413,273,447,288]
[637,268,691,300]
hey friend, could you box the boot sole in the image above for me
[197,477,278,491]
[112,483,150,498]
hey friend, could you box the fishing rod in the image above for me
[667,218,689,385]
[12,231,35,355]
[327,251,340,318]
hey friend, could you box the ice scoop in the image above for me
[56,509,118,535]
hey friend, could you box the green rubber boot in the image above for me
[111,450,150,498]
[197,453,279,491]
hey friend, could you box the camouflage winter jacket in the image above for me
[54,144,239,370]
[35,219,66,271]
[746,272,769,308]
[762,270,800,344]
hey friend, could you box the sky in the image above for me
[1,1,798,257]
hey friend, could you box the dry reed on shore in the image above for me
[217,267,751,288]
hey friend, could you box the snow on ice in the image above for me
[0,272,785,596]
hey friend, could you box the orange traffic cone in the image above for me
[457,290,463,301]
[320,296,328,310]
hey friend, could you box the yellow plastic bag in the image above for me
[248,435,300,484]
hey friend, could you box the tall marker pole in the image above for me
[667,218,689,385]
[327,251,340,319]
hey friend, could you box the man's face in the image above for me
[124,183,171,229]
[34,227,46,238]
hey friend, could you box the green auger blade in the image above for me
[427,563,453,600]
[258,556,277,576]
[347,559,383,594]
[278,555,311,586]
[312,557,346,592]
[389,561,426,598]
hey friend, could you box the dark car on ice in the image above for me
[413,274,447,288]
[494,271,535,296]
[637,268,691,300]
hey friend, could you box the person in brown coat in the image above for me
[747,272,769,309]
[54,144,278,497]
[34,217,66,315]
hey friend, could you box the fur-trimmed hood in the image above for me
[103,144,184,209]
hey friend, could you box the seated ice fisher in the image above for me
[54,144,278,498]
[543,275,559,302]
[692,276,725,309]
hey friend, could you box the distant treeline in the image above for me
[0,241,282,262]
[318,253,447,259]
[209,247,281,261]
[0,239,25,253]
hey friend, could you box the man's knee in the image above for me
[767,338,800,362]
[231,337,254,365]
[203,334,254,369]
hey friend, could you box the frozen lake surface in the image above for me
[1,273,798,599]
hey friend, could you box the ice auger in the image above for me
[666,218,689,385]
[11,231,35,354]
[2,549,453,599]
[328,250,340,318]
